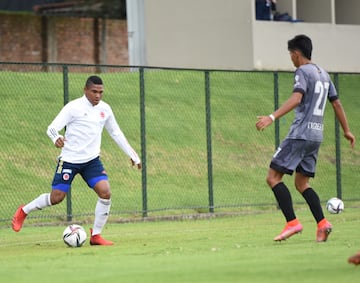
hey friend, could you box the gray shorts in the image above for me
[270,139,321,177]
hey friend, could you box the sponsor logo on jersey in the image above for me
[100,111,105,118]
[307,122,323,131]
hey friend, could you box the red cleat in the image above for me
[316,219,332,242]
[12,205,27,232]
[274,221,303,241]
[89,228,114,246]
[348,252,360,265]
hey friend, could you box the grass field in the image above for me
[1,207,360,283]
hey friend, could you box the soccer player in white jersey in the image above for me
[256,35,355,242]
[12,75,142,245]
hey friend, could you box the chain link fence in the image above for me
[1,62,359,226]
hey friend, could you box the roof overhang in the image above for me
[33,0,126,19]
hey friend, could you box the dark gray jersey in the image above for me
[287,63,338,142]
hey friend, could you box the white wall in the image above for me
[143,0,360,72]
[252,21,360,72]
[144,0,254,70]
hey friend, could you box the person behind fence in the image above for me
[256,0,276,21]
[12,75,142,246]
[256,34,355,242]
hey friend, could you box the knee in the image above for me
[94,180,111,199]
[50,190,66,205]
[97,190,111,200]
[266,175,277,188]
[266,176,272,187]
[266,168,283,189]
[295,182,307,193]
[294,178,309,193]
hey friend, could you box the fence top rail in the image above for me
[1,61,360,75]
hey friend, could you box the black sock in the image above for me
[302,188,324,223]
[272,182,296,222]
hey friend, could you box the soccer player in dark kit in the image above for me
[256,34,355,242]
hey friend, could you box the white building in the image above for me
[127,0,360,72]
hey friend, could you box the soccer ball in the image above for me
[63,224,87,247]
[326,197,344,214]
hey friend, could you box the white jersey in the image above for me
[47,95,140,164]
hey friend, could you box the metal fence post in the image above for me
[205,71,214,213]
[62,65,72,222]
[333,73,342,199]
[139,67,148,217]
[273,71,280,210]
[273,72,280,149]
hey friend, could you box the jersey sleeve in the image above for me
[105,107,141,164]
[327,79,338,102]
[46,104,72,144]
[292,68,307,95]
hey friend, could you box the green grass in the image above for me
[1,207,360,283]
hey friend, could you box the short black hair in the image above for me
[288,34,312,60]
[85,75,103,88]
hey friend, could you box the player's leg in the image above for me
[90,180,113,245]
[296,173,332,242]
[82,157,113,245]
[267,168,296,223]
[92,180,112,243]
[12,159,74,232]
[295,143,332,242]
[295,172,327,225]
[268,139,303,241]
[268,169,303,241]
[12,190,67,232]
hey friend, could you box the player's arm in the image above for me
[46,106,71,148]
[331,99,356,148]
[256,92,303,131]
[105,111,141,169]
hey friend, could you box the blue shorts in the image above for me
[270,139,321,177]
[51,156,108,193]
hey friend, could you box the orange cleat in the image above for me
[316,219,332,242]
[348,252,360,265]
[12,205,27,232]
[89,228,114,246]
[274,221,303,241]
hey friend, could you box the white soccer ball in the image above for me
[326,197,344,214]
[63,224,87,247]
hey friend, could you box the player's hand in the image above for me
[131,159,142,170]
[55,136,65,148]
[344,131,356,149]
[256,116,273,131]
